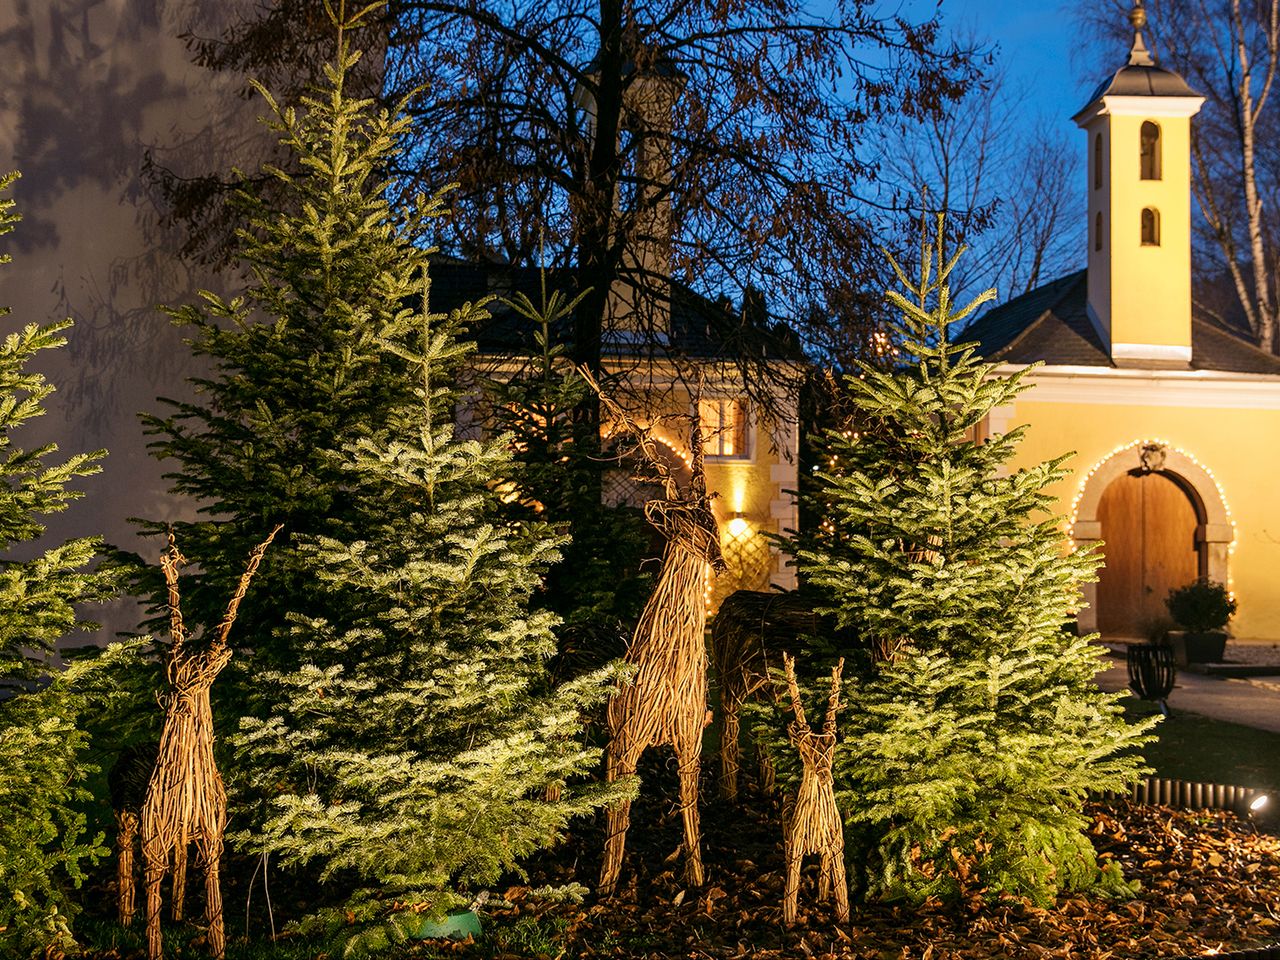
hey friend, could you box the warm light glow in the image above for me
[1250,793,1270,812]
[728,516,749,537]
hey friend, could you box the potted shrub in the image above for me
[1165,579,1237,665]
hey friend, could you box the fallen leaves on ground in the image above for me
[481,788,1280,960]
[74,779,1280,959]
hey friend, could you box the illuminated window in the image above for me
[1140,121,1161,180]
[1094,211,1103,252]
[699,397,750,459]
[1093,133,1102,190]
[1142,207,1160,245]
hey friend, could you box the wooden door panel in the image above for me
[1097,473,1144,636]
[1096,470,1201,638]
[1142,473,1200,624]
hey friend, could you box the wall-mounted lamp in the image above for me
[727,511,749,538]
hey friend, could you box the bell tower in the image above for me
[1073,1,1204,366]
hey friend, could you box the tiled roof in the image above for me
[960,270,1280,376]
[1192,316,1280,375]
[960,271,1109,366]
[427,256,805,362]
[1080,63,1200,108]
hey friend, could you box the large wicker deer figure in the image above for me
[141,526,280,960]
[583,372,727,896]
[780,653,848,926]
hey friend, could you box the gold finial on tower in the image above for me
[1129,0,1147,31]
[1128,1,1155,66]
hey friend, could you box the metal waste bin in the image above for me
[1126,643,1176,715]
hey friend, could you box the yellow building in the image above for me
[438,261,802,609]
[963,11,1280,641]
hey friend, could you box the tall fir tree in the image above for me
[791,220,1156,905]
[136,3,620,948]
[136,5,423,701]
[0,172,119,955]
[235,267,621,950]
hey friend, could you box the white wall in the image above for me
[0,0,267,640]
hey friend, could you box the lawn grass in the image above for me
[1124,699,1280,792]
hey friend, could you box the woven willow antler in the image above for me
[580,369,726,896]
[140,525,281,960]
[780,654,848,926]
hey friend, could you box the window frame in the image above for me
[1140,120,1162,181]
[1141,206,1161,246]
[697,395,754,462]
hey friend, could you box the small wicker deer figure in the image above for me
[584,372,726,896]
[711,591,828,803]
[141,526,279,960]
[108,741,160,927]
[781,653,848,926]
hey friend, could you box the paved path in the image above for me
[1096,650,1280,734]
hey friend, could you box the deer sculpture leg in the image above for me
[116,810,139,926]
[171,837,187,921]
[599,732,643,897]
[818,852,832,902]
[674,728,704,888]
[143,840,167,960]
[829,850,850,923]
[783,834,802,926]
[719,693,741,802]
[197,833,227,960]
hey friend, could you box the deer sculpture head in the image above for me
[641,406,726,574]
[582,368,726,574]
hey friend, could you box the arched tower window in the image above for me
[1094,211,1103,251]
[1140,121,1162,180]
[1094,133,1103,190]
[1141,207,1160,245]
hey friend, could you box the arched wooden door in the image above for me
[1096,470,1203,638]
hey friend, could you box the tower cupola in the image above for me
[1073,1,1204,367]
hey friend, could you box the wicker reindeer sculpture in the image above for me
[584,372,727,896]
[780,653,849,926]
[711,590,828,802]
[140,526,280,960]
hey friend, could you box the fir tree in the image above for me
[791,220,1155,905]
[136,4,420,694]
[133,6,624,948]
[235,267,621,949]
[0,172,119,955]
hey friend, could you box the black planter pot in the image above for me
[1168,630,1228,665]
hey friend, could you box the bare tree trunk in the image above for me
[1230,0,1280,350]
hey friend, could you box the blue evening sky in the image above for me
[936,0,1104,128]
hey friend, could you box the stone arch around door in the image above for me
[1071,442,1233,636]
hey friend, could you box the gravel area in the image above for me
[1100,638,1280,667]
[1226,641,1280,666]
